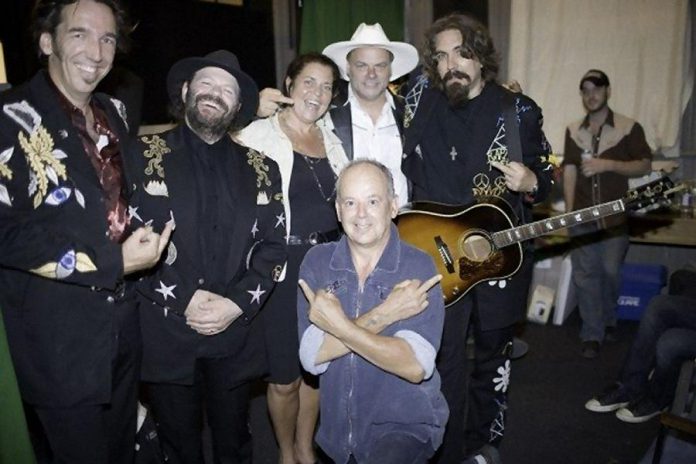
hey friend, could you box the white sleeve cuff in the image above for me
[394,329,437,380]
[298,325,330,375]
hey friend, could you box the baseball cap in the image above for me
[579,69,610,89]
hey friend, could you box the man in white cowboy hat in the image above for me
[132,50,287,464]
[258,23,418,208]
[321,23,418,208]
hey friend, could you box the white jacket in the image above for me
[235,112,349,238]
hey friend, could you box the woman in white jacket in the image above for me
[236,53,348,464]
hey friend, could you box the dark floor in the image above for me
[248,310,661,464]
[500,311,658,464]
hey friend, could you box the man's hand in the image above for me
[122,222,173,275]
[491,161,538,193]
[376,275,443,326]
[299,279,349,336]
[502,80,522,93]
[581,157,610,177]
[185,291,243,335]
[256,88,294,117]
[184,289,216,315]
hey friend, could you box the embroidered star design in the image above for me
[155,281,177,301]
[450,146,458,161]
[128,206,143,223]
[275,212,286,229]
[251,219,259,238]
[247,284,266,305]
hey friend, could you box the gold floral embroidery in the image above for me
[18,126,68,208]
[472,173,507,198]
[141,135,170,178]
[246,149,271,188]
[0,147,13,180]
[543,153,561,168]
[273,192,283,202]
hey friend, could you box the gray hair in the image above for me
[336,159,395,201]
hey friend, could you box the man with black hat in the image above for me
[562,69,651,359]
[132,50,287,464]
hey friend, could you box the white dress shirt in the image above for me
[347,87,409,208]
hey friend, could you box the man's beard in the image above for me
[443,70,472,107]
[185,93,236,141]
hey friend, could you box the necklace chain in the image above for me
[300,154,335,202]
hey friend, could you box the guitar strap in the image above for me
[502,90,523,164]
[501,90,532,228]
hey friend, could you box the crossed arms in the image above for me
[298,275,442,384]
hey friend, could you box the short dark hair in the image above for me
[32,0,133,57]
[422,13,499,91]
[282,52,341,99]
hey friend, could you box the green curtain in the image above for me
[0,308,36,464]
[299,0,404,54]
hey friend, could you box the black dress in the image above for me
[262,151,339,383]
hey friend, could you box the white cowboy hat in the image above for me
[322,23,419,81]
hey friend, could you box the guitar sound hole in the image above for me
[460,233,492,262]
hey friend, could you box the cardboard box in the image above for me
[529,254,576,325]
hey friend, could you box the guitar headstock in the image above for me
[623,176,678,211]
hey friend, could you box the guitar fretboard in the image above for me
[492,200,626,248]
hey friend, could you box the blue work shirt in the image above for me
[297,224,449,463]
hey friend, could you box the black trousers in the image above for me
[431,298,514,463]
[32,303,141,464]
[146,357,253,464]
[465,314,514,454]
[432,299,472,464]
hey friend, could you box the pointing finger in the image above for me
[419,274,443,293]
[298,279,315,302]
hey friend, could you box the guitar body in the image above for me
[397,197,523,307]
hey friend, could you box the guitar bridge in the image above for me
[434,236,455,274]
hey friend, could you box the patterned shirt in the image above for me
[50,80,129,242]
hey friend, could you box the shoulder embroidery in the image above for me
[403,73,430,128]
[109,97,129,132]
[140,135,170,179]
[3,101,42,134]
[18,125,68,208]
[246,148,272,188]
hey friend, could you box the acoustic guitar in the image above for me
[397,177,677,307]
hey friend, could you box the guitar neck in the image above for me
[492,199,625,248]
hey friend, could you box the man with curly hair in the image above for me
[402,13,555,463]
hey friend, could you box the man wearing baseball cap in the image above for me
[562,69,652,359]
[132,50,287,463]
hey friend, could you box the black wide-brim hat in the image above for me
[166,50,259,126]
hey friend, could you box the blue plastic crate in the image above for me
[615,263,667,320]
